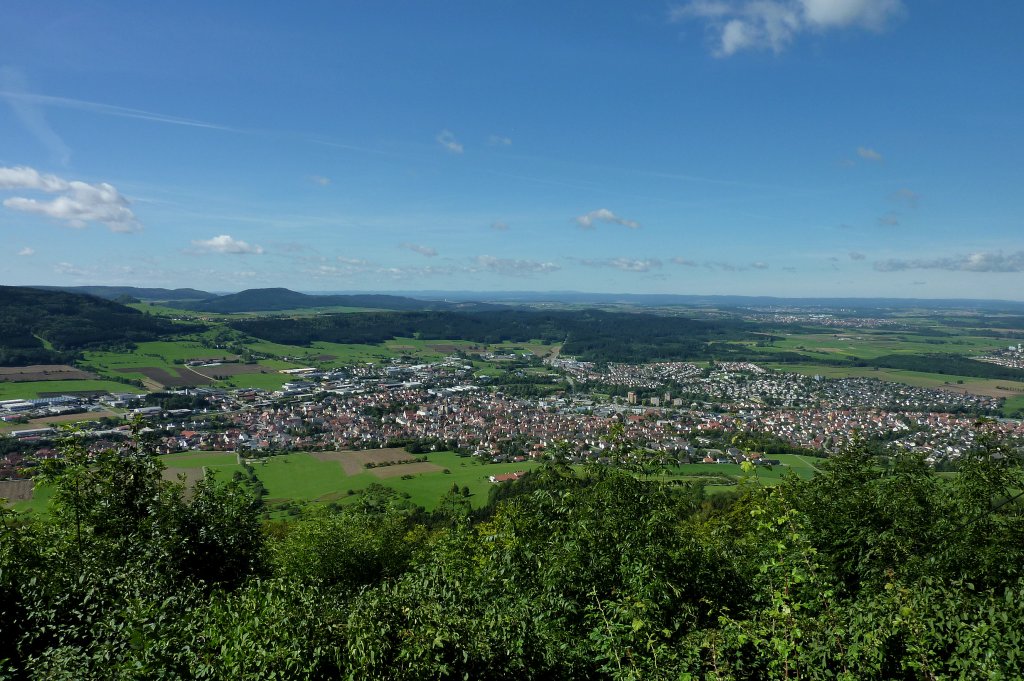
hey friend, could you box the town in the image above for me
[3,354,1020,482]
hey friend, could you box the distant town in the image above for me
[4,352,1021,481]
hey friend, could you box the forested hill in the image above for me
[0,286,186,366]
[32,285,215,302]
[171,288,497,313]
[229,309,757,362]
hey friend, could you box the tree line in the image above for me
[0,287,187,366]
[2,426,1024,678]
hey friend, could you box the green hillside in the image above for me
[170,287,487,313]
[0,286,190,366]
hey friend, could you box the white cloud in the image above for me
[473,255,560,276]
[671,0,903,56]
[309,175,331,186]
[190,234,264,255]
[576,208,641,230]
[17,247,34,256]
[0,165,141,232]
[581,257,663,272]
[802,0,902,29]
[487,135,513,146]
[436,130,464,154]
[671,257,699,267]
[857,146,884,161]
[491,220,510,231]
[401,242,438,257]
[874,251,1024,273]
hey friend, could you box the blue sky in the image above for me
[1,1,1022,298]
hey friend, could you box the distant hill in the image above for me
[228,308,756,362]
[33,285,216,302]
[0,286,187,366]
[171,288,497,313]
[392,290,1024,313]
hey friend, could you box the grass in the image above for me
[0,380,141,400]
[10,484,54,515]
[158,450,542,510]
[745,330,1007,361]
[661,453,817,486]
[761,362,1024,398]
[12,449,821,515]
[1003,394,1024,417]
[161,452,240,469]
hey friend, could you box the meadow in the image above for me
[0,379,141,400]
[9,448,821,517]
[156,450,544,511]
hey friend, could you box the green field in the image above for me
[9,449,821,514]
[159,450,542,511]
[0,380,141,400]
[743,330,1007,361]
[762,362,1024,399]
[9,483,54,515]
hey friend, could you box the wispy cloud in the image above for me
[703,260,771,271]
[473,255,560,276]
[0,88,244,133]
[849,251,866,260]
[874,251,1024,273]
[877,213,899,227]
[0,165,141,232]
[337,256,369,266]
[190,234,264,255]
[491,220,510,231]
[309,175,331,186]
[670,0,904,57]
[581,257,663,272]
[857,146,884,162]
[890,187,919,207]
[671,257,699,267]
[1,67,71,165]
[401,242,438,257]
[576,208,641,230]
[487,134,513,146]
[17,247,34,256]
[436,129,464,154]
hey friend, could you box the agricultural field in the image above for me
[761,362,1024,399]
[663,453,818,486]
[743,329,1008,361]
[6,447,820,514]
[0,410,120,434]
[153,449,543,512]
[0,365,98,383]
[82,339,307,391]
[0,379,141,400]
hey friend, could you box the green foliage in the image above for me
[0,286,188,365]
[272,509,417,592]
[5,431,1024,679]
[229,309,756,362]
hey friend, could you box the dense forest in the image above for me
[0,287,186,366]
[3,430,1023,679]
[230,309,758,362]
[171,288,495,313]
[32,286,215,302]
